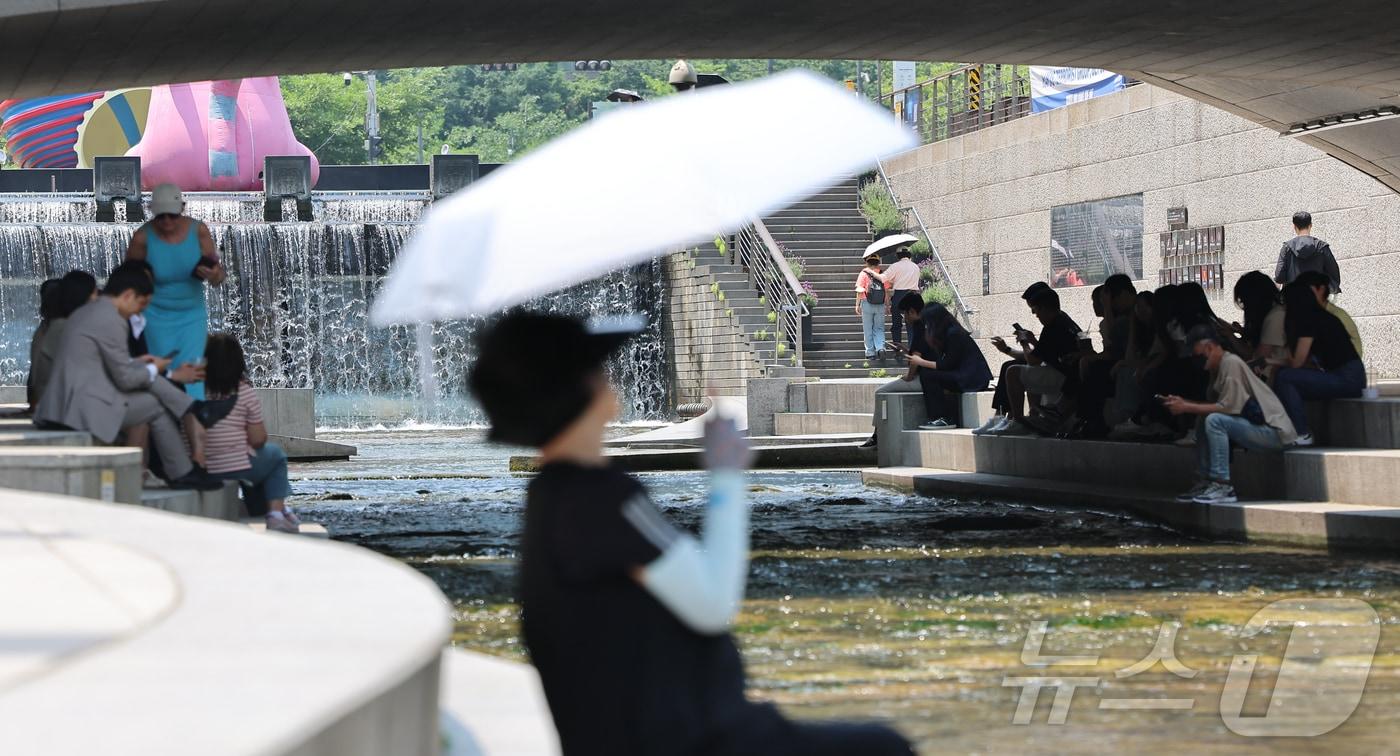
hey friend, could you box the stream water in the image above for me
[290,428,1400,754]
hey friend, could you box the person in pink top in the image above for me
[202,333,299,533]
[855,250,888,361]
[881,245,921,345]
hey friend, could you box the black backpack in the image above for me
[865,273,886,305]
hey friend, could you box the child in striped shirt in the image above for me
[203,333,298,533]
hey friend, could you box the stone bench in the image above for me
[875,390,994,467]
[139,483,244,520]
[0,447,142,504]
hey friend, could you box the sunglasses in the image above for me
[154,213,179,222]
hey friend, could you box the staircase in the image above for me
[761,177,882,379]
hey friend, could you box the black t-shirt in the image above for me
[1032,310,1085,376]
[520,462,757,755]
[1296,310,1360,370]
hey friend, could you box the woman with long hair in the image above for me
[1232,271,1288,377]
[1274,280,1365,446]
[201,333,299,532]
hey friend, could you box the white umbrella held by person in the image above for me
[370,70,915,325]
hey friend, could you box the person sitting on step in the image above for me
[201,333,300,533]
[1163,325,1297,504]
[861,294,991,446]
[983,287,1090,437]
[1272,277,1366,447]
[34,266,221,490]
[976,281,1052,435]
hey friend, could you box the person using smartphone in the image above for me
[470,311,914,756]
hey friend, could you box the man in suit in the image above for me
[35,267,220,490]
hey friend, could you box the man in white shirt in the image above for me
[883,246,921,345]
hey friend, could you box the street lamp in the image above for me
[344,70,381,164]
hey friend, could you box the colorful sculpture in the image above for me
[0,92,105,168]
[129,77,320,191]
[0,77,319,191]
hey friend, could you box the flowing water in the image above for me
[291,429,1400,754]
[0,193,670,425]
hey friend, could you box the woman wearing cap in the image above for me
[855,250,889,362]
[125,182,226,402]
[471,311,914,756]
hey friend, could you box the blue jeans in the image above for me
[212,443,291,516]
[860,299,886,356]
[1195,413,1283,483]
[1273,359,1365,435]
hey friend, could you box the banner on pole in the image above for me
[1030,67,1124,113]
[892,61,916,92]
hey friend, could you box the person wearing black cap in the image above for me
[470,311,914,756]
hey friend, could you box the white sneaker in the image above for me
[972,415,1006,435]
[1293,433,1315,447]
[265,512,300,534]
[282,506,302,527]
[1175,480,1211,502]
[1173,435,1196,447]
[1192,482,1238,504]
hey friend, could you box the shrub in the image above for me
[766,311,777,323]
[776,343,787,357]
[754,329,769,341]
[922,280,955,307]
[799,280,819,309]
[859,180,904,235]
[710,281,720,295]
[869,368,890,378]
[786,255,806,280]
[909,235,932,260]
[918,259,938,283]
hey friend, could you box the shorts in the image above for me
[1021,365,1066,395]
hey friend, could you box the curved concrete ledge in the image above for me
[0,487,451,755]
[439,648,560,755]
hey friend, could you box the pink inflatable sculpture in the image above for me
[128,77,320,191]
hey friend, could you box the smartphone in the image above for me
[161,349,179,360]
[1154,394,1167,402]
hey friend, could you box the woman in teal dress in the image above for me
[124,183,226,401]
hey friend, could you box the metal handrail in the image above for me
[734,217,808,367]
[873,160,974,331]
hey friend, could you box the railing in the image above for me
[873,160,975,331]
[734,217,807,368]
[880,64,1031,147]
[881,64,1143,147]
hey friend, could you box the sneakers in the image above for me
[282,506,302,527]
[858,433,878,449]
[1192,482,1238,504]
[972,415,1007,436]
[1175,480,1211,502]
[1293,433,1315,447]
[918,418,955,430]
[1172,435,1196,447]
[265,511,300,533]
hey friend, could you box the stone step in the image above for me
[763,220,868,231]
[0,428,93,447]
[138,482,244,521]
[0,447,142,504]
[863,467,1400,553]
[775,412,871,435]
[896,429,1400,508]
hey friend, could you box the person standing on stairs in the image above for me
[855,250,888,362]
[882,245,921,347]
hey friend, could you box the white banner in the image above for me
[892,61,916,92]
[1030,67,1124,113]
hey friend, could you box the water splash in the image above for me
[0,194,669,426]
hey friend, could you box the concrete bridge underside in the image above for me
[3,1,1400,190]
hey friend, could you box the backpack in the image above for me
[864,272,886,305]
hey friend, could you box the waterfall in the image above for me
[0,194,671,428]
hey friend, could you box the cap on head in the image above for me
[669,60,698,86]
[149,183,184,216]
[468,311,643,447]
